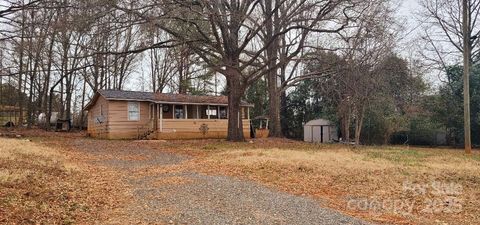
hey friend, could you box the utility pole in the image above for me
[463,0,472,154]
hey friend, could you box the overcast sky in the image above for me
[398,0,421,33]
[398,0,419,17]
[397,0,450,88]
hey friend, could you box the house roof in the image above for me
[84,90,253,110]
[304,119,334,126]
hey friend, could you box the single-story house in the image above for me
[304,119,338,143]
[84,90,253,139]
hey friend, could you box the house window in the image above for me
[174,105,184,119]
[100,105,104,116]
[206,109,217,116]
[128,102,140,121]
[219,107,227,119]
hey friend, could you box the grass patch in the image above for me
[0,138,96,224]
[362,148,430,166]
[7,130,479,225]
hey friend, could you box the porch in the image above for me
[138,103,251,139]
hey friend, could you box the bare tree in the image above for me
[419,0,480,153]
[114,0,359,141]
[0,0,40,19]
[311,0,398,144]
[261,0,369,137]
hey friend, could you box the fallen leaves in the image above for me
[4,128,480,225]
[0,136,128,225]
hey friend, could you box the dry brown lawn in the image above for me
[2,128,479,225]
[175,139,480,225]
[0,137,125,224]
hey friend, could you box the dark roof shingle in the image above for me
[85,90,252,110]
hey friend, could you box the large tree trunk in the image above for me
[27,67,35,128]
[47,86,55,131]
[79,77,86,130]
[42,34,55,123]
[265,0,282,137]
[268,88,282,137]
[226,69,246,142]
[17,9,26,127]
[340,110,351,142]
[354,105,366,145]
[279,54,288,136]
[65,75,73,121]
[280,89,288,135]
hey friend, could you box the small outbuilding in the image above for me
[304,119,338,143]
[251,115,269,138]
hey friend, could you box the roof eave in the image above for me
[84,90,255,110]
[100,97,254,107]
[83,92,100,111]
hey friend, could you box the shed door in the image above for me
[312,126,322,143]
[322,126,329,142]
[304,126,312,142]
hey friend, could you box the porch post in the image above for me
[237,110,240,128]
[247,107,250,120]
[185,105,188,119]
[155,104,159,130]
[217,106,220,119]
[160,104,163,132]
[172,104,175,119]
[207,105,210,119]
[196,105,199,119]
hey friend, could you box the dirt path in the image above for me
[68,139,369,225]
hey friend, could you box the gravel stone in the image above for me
[71,139,371,225]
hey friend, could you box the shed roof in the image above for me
[253,115,269,120]
[84,90,253,110]
[305,119,334,126]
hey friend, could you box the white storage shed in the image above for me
[304,119,338,143]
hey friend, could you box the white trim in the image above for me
[104,97,254,107]
[127,102,140,121]
[207,105,210,119]
[160,104,163,132]
[196,105,199,119]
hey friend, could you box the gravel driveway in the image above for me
[71,139,370,225]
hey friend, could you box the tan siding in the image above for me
[107,100,152,139]
[255,129,269,138]
[157,119,250,139]
[87,96,109,138]
[87,97,252,140]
